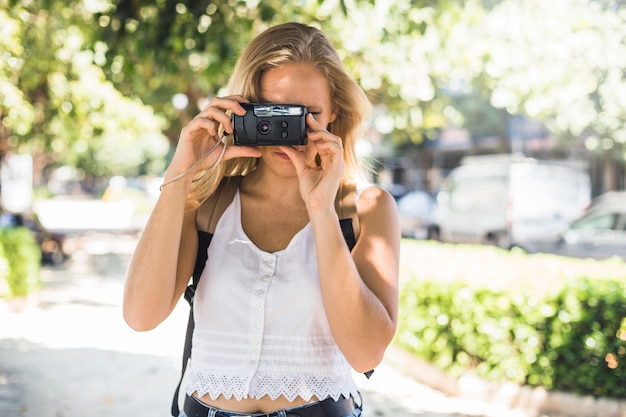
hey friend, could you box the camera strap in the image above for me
[171,177,368,416]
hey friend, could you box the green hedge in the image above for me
[0,226,41,297]
[396,241,626,399]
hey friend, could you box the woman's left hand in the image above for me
[280,113,344,213]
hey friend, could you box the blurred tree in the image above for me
[87,0,480,152]
[0,4,35,157]
[1,0,494,178]
[3,0,626,191]
[89,0,327,143]
[314,0,484,146]
[471,0,626,157]
[0,0,168,189]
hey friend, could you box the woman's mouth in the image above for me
[274,150,291,160]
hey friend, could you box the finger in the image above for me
[306,114,342,145]
[307,130,343,155]
[192,141,260,173]
[200,95,249,114]
[223,144,262,161]
[304,147,319,167]
[181,117,221,140]
[202,107,235,135]
[306,112,326,132]
[199,96,249,134]
[279,146,309,174]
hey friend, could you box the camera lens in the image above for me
[258,121,271,135]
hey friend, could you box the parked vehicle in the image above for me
[397,190,437,239]
[518,191,626,260]
[431,155,591,248]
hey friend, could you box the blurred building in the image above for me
[378,116,624,198]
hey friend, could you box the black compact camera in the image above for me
[232,103,308,146]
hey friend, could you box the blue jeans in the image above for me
[178,401,363,417]
[179,410,361,417]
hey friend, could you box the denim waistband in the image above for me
[183,394,359,417]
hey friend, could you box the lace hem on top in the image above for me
[185,370,360,402]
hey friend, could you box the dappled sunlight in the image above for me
[0,233,191,416]
[0,339,182,416]
[1,233,534,417]
[0,233,187,357]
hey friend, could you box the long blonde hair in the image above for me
[188,22,371,204]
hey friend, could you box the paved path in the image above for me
[0,232,528,417]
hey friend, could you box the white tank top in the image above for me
[185,190,360,402]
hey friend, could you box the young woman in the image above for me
[124,22,400,417]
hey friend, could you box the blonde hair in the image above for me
[188,22,371,204]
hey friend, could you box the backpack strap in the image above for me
[335,181,360,250]
[171,176,241,416]
[196,176,242,233]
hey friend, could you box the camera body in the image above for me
[233,103,308,146]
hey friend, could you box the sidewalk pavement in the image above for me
[0,232,531,417]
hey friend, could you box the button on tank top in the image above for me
[185,190,359,402]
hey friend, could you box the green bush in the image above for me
[0,226,41,297]
[396,241,626,399]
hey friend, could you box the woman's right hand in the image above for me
[165,95,262,183]
[125,95,262,331]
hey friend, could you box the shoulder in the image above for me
[355,181,397,216]
[351,182,400,257]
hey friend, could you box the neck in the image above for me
[242,168,302,202]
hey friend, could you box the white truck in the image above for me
[431,155,591,248]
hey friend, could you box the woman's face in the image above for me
[257,62,337,176]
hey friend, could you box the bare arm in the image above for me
[123,95,261,331]
[310,186,399,372]
[281,114,399,372]
[123,180,198,331]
